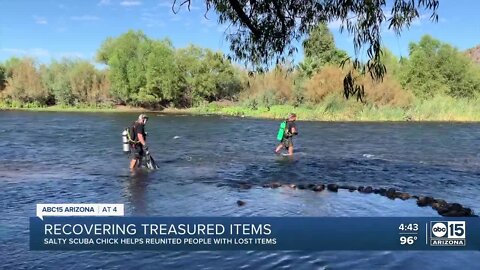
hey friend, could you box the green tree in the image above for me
[299,22,348,77]
[435,44,480,98]
[4,57,22,78]
[303,23,348,66]
[141,39,183,107]
[176,45,242,106]
[201,50,242,101]
[380,47,402,80]
[97,30,151,104]
[401,35,480,99]
[69,61,98,104]
[40,59,75,105]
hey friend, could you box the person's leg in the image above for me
[129,159,138,171]
[129,145,141,170]
[275,143,284,154]
[288,144,294,155]
[284,138,293,156]
[138,146,145,167]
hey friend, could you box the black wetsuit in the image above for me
[130,121,146,159]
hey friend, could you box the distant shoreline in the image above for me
[2,103,480,122]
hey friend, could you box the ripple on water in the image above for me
[1,113,480,269]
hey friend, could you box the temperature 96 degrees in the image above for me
[400,236,418,245]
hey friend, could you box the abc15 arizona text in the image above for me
[430,221,466,247]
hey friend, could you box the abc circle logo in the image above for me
[432,222,447,237]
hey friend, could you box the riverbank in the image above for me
[0,104,150,113]
[2,96,480,121]
[151,95,480,122]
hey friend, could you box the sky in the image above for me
[0,0,479,66]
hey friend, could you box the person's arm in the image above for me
[136,124,147,146]
[291,123,298,135]
[291,126,298,135]
[137,133,146,146]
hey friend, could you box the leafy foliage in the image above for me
[400,35,480,99]
[2,58,49,104]
[176,0,438,80]
[97,30,151,104]
[303,23,348,66]
[0,63,6,91]
[40,59,110,106]
[97,31,242,108]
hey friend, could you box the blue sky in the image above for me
[0,0,479,65]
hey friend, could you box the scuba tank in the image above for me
[122,129,130,153]
[276,121,287,141]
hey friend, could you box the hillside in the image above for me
[466,45,480,64]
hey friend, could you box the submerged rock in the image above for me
[236,200,246,206]
[363,186,373,194]
[441,208,472,217]
[297,184,307,190]
[263,182,282,189]
[327,184,338,192]
[378,188,387,196]
[417,196,435,207]
[312,184,325,192]
[449,203,464,211]
[254,181,476,217]
[397,192,411,200]
[431,199,448,210]
[438,203,468,216]
[386,188,396,199]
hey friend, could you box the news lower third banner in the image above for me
[30,216,480,251]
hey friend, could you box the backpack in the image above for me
[276,121,287,141]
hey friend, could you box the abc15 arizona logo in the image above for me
[430,221,466,246]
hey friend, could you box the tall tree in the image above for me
[40,59,75,105]
[299,22,348,77]
[97,30,151,104]
[303,22,348,65]
[176,45,242,106]
[142,39,183,106]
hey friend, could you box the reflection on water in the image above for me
[1,112,480,269]
[124,170,152,215]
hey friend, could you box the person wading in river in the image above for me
[128,114,149,171]
[275,113,298,156]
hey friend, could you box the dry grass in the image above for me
[304,65,412,107]
[360,75,413,107]
[240,66,295,105]
[304,65,346,103]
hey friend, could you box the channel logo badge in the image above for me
[429,221,466,246]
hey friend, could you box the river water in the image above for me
[1,111,479,269]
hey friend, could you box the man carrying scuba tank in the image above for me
[275,113,298,156]
[128,114,149,171]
